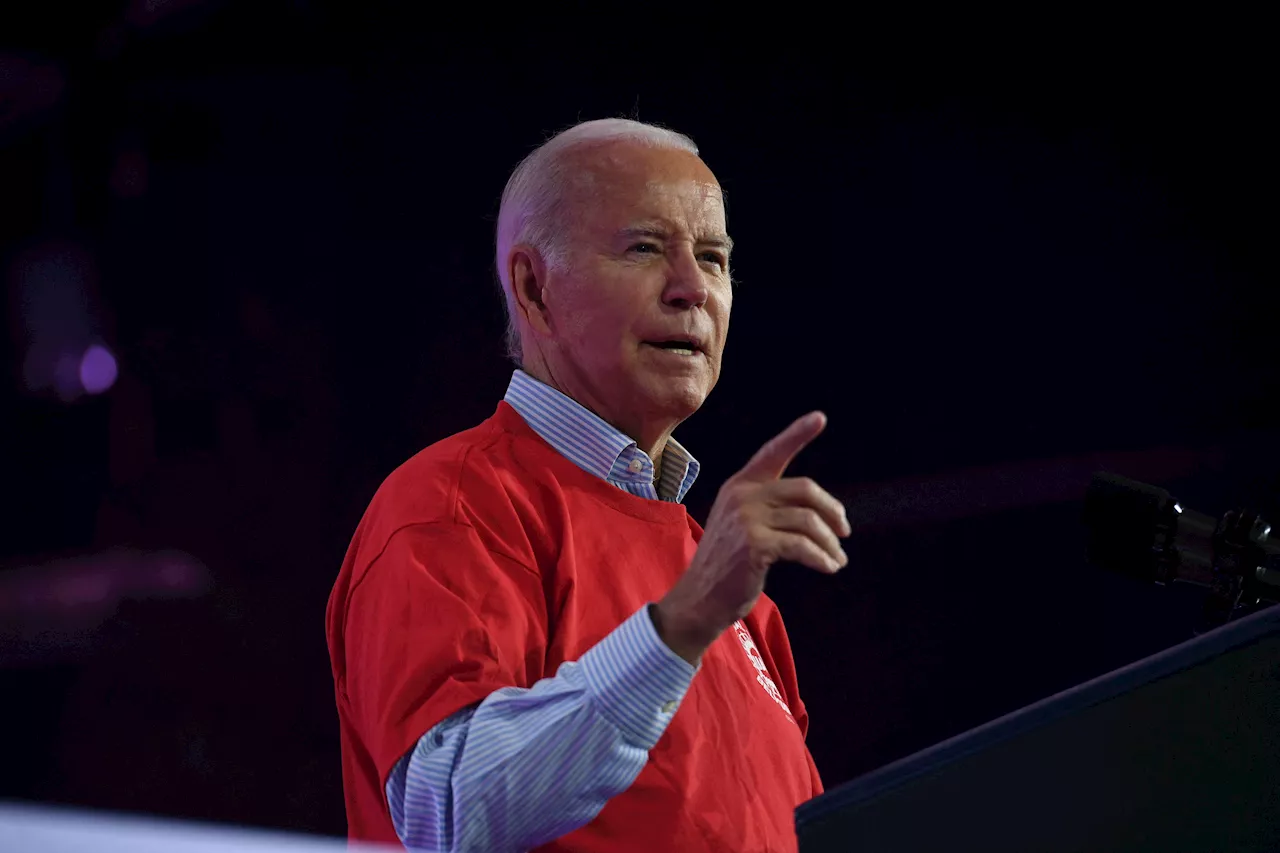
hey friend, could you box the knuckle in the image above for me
[748,535,777,569]
[735,500,761,527]
[804,538,833,565]
[800,508,823,535]
[798,538,826,567]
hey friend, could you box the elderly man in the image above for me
[326,118,851,852]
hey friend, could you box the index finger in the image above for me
[738,411,827,481]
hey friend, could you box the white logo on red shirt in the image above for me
[732,620,795,723]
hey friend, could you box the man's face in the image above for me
[532,142,732,442]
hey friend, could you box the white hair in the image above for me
[494,118,699,364]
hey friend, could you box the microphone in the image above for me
[1083,472,1280,625]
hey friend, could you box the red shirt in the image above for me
[326,402,823,851]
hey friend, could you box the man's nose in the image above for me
[662,250,709,309]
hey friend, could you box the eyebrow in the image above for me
[617,225,735,255]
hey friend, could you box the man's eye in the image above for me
[630,242,660,254]
[698,252,727,269]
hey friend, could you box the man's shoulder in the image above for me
[367,401,573,533]
[340,404,564,582]
[374,407,522,524]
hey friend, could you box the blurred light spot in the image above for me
[11,240,101,403]
[53,351,84,401]
[156,558,201,590]
[0,549,212,668]
[80,344,118,394]
[52,573,114,607]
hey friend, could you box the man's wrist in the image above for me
[649,602,710,666]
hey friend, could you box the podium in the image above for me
[795,604,1280,852]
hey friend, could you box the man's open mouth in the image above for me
[645,338,702,356]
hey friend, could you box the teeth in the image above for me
[665,347,695,355]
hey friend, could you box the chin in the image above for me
[648,378,712,420]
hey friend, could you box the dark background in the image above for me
[2,2,1276,839]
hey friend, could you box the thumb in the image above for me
[738,411,827,481]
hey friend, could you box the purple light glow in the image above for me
[79,344,118,394]
[53,352,83,401]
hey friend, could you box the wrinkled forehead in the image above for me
[565,144,727,232]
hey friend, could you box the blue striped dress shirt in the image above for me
[385,370,701,852]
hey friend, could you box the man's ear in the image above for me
[509,245,553,337]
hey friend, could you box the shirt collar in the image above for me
[503,370,700,503]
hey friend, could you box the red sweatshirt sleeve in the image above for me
[338,521,549,791]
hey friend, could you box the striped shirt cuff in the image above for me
[579,604,698,750]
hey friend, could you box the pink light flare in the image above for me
[79,344,118,394]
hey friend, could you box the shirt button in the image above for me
[661,700,677,714]
[628,458,644,473]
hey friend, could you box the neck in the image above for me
[520,360,676,465]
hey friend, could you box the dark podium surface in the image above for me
[796,605,1280,852]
